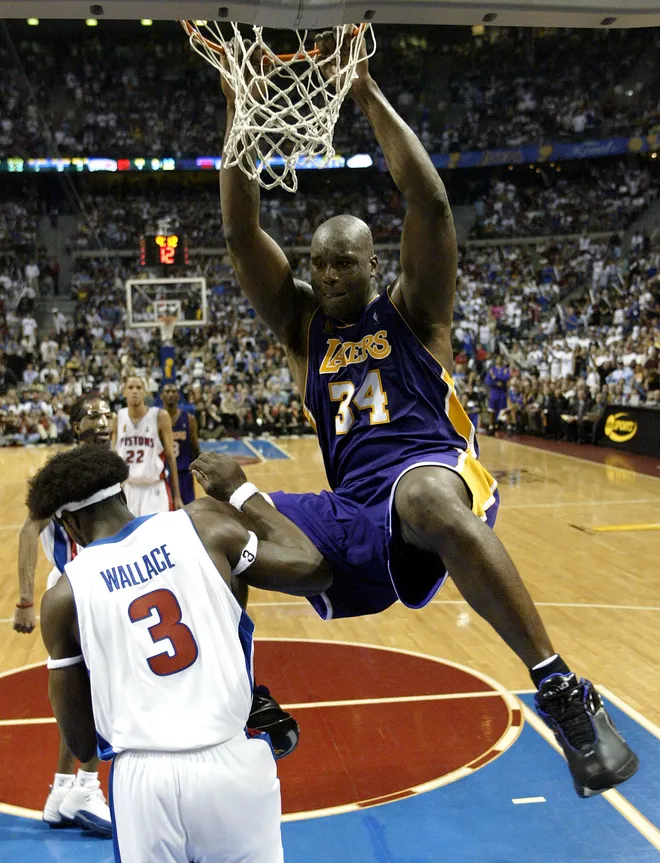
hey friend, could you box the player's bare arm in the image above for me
[189,413,201,461]
[14,514,50,633]
[109,413,117,449]
[41,577,97,763]
[219,51,317,361]
[189,453,331,595]
[158,408,184,510]
[318,31,457,367]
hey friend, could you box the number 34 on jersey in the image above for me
[329,370,390,435]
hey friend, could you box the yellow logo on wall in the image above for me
[604,412,638,443]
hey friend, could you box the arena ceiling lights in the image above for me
[2,0,660,28]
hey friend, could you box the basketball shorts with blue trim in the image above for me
[109,733,283,863]
[270,448,499,620]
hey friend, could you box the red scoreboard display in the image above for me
[140,234,189,267]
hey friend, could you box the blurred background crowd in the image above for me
[0,21,658,447]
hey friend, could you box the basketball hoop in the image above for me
[180,20,376,193]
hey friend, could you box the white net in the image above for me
[182,21,376,193]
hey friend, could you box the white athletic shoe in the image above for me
[43,785,76,828]
[58,779,113,837]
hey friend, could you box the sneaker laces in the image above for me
[541,679,596,750]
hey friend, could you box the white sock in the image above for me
[76,769,99,787]
[53,773,75,789]
[532,654,559,671]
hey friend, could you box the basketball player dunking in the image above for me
[112,375,184,514]
[219,33,638,796]
[161,383,200,505]
[33,448,330,862]
[14,392,113,835]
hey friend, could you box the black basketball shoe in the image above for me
[535,673,639,797]
[247,685,300,759]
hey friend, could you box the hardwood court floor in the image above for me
[1,436,659,726]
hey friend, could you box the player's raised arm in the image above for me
[219,55,315,349]
[188,454,331,596]
[319,32,457,334]
[14,514,49,633]
[41,577,97,763]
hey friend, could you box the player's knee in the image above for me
[395,469,471,536]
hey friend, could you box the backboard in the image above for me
[125,277,208,330]
[0,0,658,28]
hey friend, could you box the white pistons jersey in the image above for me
[64,510,254,759]
[115,406,165,485]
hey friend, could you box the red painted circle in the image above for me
[0,641,517,816]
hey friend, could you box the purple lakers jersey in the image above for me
[172,411,194,471]
[303,289,478,504]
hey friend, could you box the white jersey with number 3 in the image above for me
[64,510,254,758]
[115,406,165,485]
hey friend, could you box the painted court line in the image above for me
[520,701,660,852]
[0,802,42,820]
[512,797,546,804]
[0,688,536,726]
[0,716,56,727]
[597,685,660,742]
[281,690,507,711]
[239,600,660,612]
[504,498,660,510]
[591,522,660,533]
[3,598,659,625]
[0,691,508,727]
[241,439,266,463]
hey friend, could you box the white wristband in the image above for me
[48,654,84,670]
[229,482,260,512]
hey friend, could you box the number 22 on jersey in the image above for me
[329,369,390,435]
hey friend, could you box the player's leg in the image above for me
[184,735,283,863]
[44,732,112,834]
[43,733,77,827]
[122,482,143,517]
[394,464,639,796]
[43,567,112,834]
[178,469,196,504]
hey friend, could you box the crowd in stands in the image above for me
[69,160,659,254]
[473,163,658,238]
[1,224,658,446]
[1,24,658,161]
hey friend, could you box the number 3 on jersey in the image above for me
[329,370,390,435]
[128,588,198,676]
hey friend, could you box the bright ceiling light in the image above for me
[27,18,39,25]
[141,19,153,26]
[85,18,99,26]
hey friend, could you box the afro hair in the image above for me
[27,446,129,522]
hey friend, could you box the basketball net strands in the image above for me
[180,20,376,192]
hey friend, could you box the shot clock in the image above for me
[140,234,189,267]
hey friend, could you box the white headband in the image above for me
[55,484,123,519]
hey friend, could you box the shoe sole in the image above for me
[274,728,300,760]
[576,752,640,798]
[72,812,113,837]
[44,818,76,829]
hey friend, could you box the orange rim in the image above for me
[179,21,364,63]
